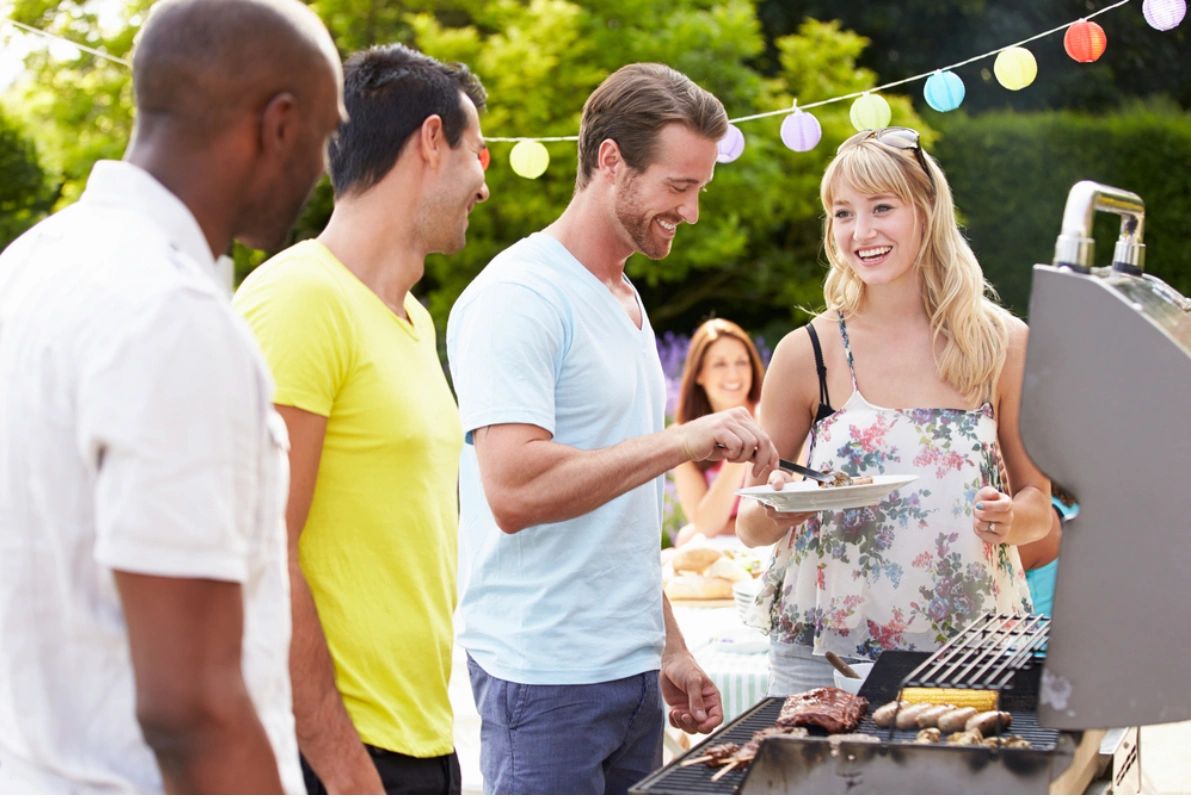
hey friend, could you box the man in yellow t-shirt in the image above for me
[234,44,490,795]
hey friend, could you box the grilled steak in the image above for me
[776,687,869,734]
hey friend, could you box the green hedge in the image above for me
[932,104,1191,319]
[0,109,57,251]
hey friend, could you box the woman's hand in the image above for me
[760,469,816,529]
[972,485,1014,544]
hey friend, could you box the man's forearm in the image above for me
[483,427,691,531]
[289,565,382,793]
[147,701,283,794]
[661,593,689,660]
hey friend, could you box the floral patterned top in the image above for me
[752,315,1032,659]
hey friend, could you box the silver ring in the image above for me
[987,521,996,532]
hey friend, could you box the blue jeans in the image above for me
[466,655,663,795]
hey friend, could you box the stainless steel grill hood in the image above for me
[1021,181,1191,730]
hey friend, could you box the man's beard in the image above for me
[613,177,676,260]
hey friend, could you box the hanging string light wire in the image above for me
[2,17,131,68]
[0,0,1147,142]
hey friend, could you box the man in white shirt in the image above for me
[0,0,344,792]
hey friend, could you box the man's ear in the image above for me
[597,138,623,182]
[258,91,299,160]
[418,114,446,167]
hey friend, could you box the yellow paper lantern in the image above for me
[509,140,549,179]
[849,93,891,132]
[993,46,1038,91]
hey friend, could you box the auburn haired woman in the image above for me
[671,318,765,546]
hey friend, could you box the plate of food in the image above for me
[736,473,918,513]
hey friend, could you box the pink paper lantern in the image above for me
[1064,20,1107,62]
[716,124,745,163]
[1143,0,1186,30]
[780,109,821,152]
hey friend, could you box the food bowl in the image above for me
[733,579,763,628]
[832,661,874,694]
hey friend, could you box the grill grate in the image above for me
[901,612,1051,691]
[632,700,787,794]
[631,647,1062,795]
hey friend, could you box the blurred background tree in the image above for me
[0,107,57,248]
[2,0,1188,346]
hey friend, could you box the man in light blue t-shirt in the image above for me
[447,63,779,795]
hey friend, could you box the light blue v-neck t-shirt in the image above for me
[446,232,667,685]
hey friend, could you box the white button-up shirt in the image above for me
[0,161,301,793]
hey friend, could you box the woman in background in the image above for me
[737,128,1051,695]
[671,318,765,547]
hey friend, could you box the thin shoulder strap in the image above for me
[805,324,831,413]
[836,311,859,391]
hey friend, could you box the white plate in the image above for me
[736,474,918,512]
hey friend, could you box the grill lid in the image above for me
[1021,181,1191,729]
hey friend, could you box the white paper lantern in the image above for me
[716,124,745,163]
[779,109,822,152]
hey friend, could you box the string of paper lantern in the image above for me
[3,0,1184,179]
[489,0,1179,177]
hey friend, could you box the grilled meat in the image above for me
[947,728,985,746]
[966,710,1013,735]
[916,704,958,729]
[872,700,900,728]
[700,742,740,765]
[937,706,979,733]
[895,703,933,729]
[777,687,869,734]
[915,727,943,744]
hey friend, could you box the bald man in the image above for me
[0,0,344,793]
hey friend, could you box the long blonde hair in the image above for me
[820,130,1010,405]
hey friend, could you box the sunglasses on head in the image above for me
[855,127,935,194]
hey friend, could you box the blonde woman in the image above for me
[671,319,766,547]
[737,128,1050,695]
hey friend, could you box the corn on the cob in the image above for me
[898,688,998,710]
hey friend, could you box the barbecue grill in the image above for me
[633,180,1187,794]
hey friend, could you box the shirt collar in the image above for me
[79,160,221,281]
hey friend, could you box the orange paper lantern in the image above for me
[1064,20,1107,63]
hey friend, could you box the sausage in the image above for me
[936,706,978,733]
[895,703,933,729]
[872,701,900,728]
[965,710,1013,735]
[915,704,957,729]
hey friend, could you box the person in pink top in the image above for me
[671,318,766,546]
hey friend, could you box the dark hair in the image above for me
[576,63,726,189]
[330,43,486,197]
[675,319,765,472]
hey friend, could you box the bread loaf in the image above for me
[670,545,722,574]
[663,573,734,600]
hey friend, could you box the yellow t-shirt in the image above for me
[234,240,461,757]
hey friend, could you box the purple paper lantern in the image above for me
[716,124,745,163]
[1143,0,1186,30]
[780,109,822,152]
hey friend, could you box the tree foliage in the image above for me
[3,0,1188,345]
[0,106,58,248]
